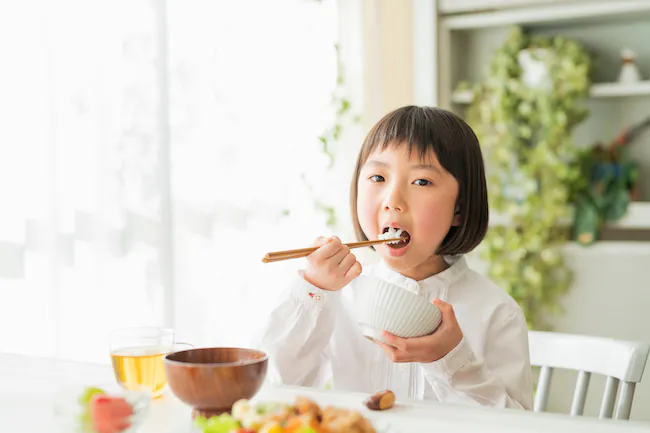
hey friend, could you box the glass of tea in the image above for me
[108,327,193,399]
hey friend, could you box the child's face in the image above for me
[357,144,460,280]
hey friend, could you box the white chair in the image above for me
[529,331,649,420]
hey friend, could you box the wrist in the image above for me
[447,330,463,355]
[302,271,341,292]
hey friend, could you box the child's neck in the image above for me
[387,255,450,282]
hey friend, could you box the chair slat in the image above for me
[570,370,591,416]
[534,366,553,412]
[599,376,619,419]
[614,382,636,420]
[529,331,649,421]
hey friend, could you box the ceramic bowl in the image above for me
[353,275,442,346]
[164,347,268,418]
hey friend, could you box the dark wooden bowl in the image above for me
[164,347,268,418]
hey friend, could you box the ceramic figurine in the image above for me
[618,48,642,84]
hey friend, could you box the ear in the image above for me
[452,204,461,226]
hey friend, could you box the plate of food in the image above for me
[192,391,398,433]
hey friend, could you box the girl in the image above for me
[255,106,533,410]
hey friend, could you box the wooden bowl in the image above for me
[164,347,268,418]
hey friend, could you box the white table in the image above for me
[1,352,649,433]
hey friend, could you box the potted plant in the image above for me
[571,117,649,245]
[464,27,592,329]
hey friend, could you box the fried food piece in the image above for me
[321,407,376,433]
[293,396,322,420]
[363,390,395,411]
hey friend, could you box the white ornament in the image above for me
[618,48,642,84]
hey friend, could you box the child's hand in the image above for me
[377,299,463,363]
[302,236,362,291]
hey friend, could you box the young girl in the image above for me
[255,106,533,410]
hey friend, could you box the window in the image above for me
[0,0,343,363]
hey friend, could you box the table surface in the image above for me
[1,352,649,433]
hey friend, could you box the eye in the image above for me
[413,179,431,186]
[369,175,384,182]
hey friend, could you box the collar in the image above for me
[369,255,468,301]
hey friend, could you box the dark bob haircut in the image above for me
[350,105,489,256]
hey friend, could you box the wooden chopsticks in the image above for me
[262,237,407,263]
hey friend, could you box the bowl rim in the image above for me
[356,285,441,311]
[163,347,269,368]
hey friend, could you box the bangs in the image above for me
[358,106,463,177]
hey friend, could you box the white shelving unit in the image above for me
[452,80,650,104]
[440,0,650,30]
[413,0,650,421]
[490,202,650,229]
[413,0,650,234]
[412,0,650,420]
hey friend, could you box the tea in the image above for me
[111,346,169,398]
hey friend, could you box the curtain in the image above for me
[0,0,343,363]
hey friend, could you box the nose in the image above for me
[382,183,406,213]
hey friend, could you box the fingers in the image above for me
[309,236,342,261]
[330,244,351,267]
[433,298,457,325]
[344,261,362,281]
[375,301,462,364]
[378,342,399,362]
[338,251,357,270]
[377,341,410,363]
[310,236,330,248]
[381,331,408,352]
[303,235,363,291]
[379,330,433,362]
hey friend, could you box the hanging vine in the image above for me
[464,27,592,329]
[310,43,361,228]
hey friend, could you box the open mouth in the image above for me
[380,227,411,249]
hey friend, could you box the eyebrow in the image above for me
[365,160,442,174]
[364,160,388,168]
[411,163,442,174]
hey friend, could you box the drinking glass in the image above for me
[109,327,193,398]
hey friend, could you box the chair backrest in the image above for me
[528,330,650,420]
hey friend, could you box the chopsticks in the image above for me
[262,237,407,263]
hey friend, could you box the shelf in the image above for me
[608,202,650,229]
[452,81,650,104]
[589,81,650,98]
[439,0,570,15]
[442,0,650,30]
[490,202,650,230]
[564,241,650,255]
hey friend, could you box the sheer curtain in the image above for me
[0,0,348,363]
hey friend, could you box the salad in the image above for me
[194,396,377,433]
[59,385,149,433]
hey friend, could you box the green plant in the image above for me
[464,27,591,329]
[307,44,361,229]
[571,118,648,245]
[282,44,360,230]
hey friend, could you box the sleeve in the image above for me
[252,270,341,388]
[419,308,534,410]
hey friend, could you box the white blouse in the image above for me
[253,255,534,410]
